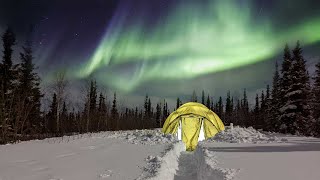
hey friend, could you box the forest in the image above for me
[1,27,320,144]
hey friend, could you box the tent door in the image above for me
[198,119,205,141]
[176,118,204,142]
[177,119,182,140]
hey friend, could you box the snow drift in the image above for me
[208,126,288,143]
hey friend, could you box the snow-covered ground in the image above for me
[201,126,320,180]
[0,127,320,180]
[0,130,175,180]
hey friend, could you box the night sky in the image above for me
[0,0,320,109]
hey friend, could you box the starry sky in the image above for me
[0,0,320,109]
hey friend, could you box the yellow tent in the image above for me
[162,102,225,151]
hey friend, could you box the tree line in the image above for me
[194,42,320,137]
[1,27,320,144]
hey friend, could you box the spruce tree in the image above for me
[210,97,214,111]
[235,99,241,125]
[241,89,250,126]
[312,61,320,136]
[191,90,197,102]
[0,28,16,97]
[148,98,151,117]
[0,28,16,140]
[206,95,210,108]
[279,44,294,133]
[289,41,312,135]
[217,96,224,118]
[60,102,67,134]
[111,92,118,130]
[144,94,149,118]
[176,97,181,109]
[98,93,107,131]
[259,90,265,128]
[225,91,232,125]
[156,103,161,127]
[267,62,281,132]
[17,40,43,134]
[254,93,260,125]
[48,93,58,133]
[89,81,97,113]
[201,90,205,104]
[264,84,272,130]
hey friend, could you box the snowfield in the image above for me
[0,127,320,180]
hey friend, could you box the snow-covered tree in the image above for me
[279,41,313,135]
[279,44,294,133]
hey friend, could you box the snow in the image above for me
[284,90,303,97]
[0,130,172,180]
[279,104,297,112]
[202,135,320,180]
[201,127,320,180]
[1,126,320,180]
[107,129,178,145]
[207,126,287,144]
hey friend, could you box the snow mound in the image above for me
[207,126,288,143]
[108,129,178,145]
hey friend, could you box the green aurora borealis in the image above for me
[75,0,320,93]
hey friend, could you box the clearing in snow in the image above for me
[0,127,320,180]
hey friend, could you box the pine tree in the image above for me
[156,103,161,127]
[98,93,107,131]
[312,61,320,136]
[176,97,181,109]
[48,93,58,133]
[280,44,293,96]
[210,97,214,111]
[148,97,152,127]
[241,89,250,126]
[217,96,224,118]
[254,94,260,118]
[206,95,210,108]
[279,44,294,134]
[148,98,151,116]
[0,28,16,97]
[289,41,312,135]
[144,94,149,118]
[264,85,272,130]
[60,102,67,134]
[162,100,169,123]
[259,90,265,128]
[225,91,232,125]
[17,40,43,134]
[267,62,281,132]
[201,90,205,104]
[111,92,118,130]
[85,80,97,132]
[235,99,241,125]
[89,81,97,112]
[0,28,16,141]
[191,90,197,102]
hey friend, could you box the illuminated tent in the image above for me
[162,102,225,151]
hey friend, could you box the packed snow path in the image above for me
[174,152,197,180]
